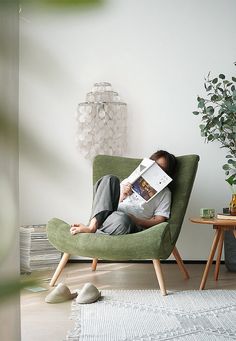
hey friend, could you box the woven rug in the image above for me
[66,290,236,340]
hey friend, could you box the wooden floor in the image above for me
[21,261,236,341]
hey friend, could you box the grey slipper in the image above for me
[76,282,101,304]
[45,283,78,303]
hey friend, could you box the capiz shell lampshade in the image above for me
[76,82,127,160]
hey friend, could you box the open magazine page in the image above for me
[131,161,172,202]
[126,158,154,184]
[142,163,172,192]
[132,177,157,202]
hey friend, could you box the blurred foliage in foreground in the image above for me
[0,278,38,303]
[0,0,103,303]
[20,0,104,8]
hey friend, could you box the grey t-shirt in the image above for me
[118,187,171,219]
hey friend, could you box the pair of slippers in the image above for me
[45,282,101,304]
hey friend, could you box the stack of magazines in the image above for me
[20,224,61,273]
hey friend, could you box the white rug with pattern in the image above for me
[66,290,236,340]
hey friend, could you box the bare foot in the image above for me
[70,224,96,234]
[70,218,98,235]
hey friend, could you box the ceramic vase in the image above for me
[229,193,236,215]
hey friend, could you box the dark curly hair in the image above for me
[149,150,177,177]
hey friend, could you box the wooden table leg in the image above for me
[200,228,221,290]
[214,229,224,281]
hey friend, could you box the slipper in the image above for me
[45,283,78,303]
[76,282,101,304]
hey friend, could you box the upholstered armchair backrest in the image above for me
[167,154,199,245]
[93,155,141,184]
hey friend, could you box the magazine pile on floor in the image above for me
[20,224,61,273]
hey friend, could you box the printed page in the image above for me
[132,177,157,202]
[131,162,172,202]
[142,163,172,193]
[127,158,154,184]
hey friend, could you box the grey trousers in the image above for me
[91,175,140,235]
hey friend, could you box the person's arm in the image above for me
[129,188,171,228]
[129,214,167,229]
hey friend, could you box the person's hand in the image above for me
[121,182,132,196]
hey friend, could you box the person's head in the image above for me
[150,150,177,177]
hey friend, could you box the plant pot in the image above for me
[229,194,236,215]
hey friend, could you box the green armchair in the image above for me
[47,154,199,295]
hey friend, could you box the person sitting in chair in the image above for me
[70,150,177,236]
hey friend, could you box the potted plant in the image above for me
[193,68,236,271]
[193,70,236,197]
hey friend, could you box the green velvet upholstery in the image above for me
[47,154,199,261]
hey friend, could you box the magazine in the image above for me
[216,213,236,220]
[126,158,172,202]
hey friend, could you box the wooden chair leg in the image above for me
[91,258,98,271]
[172,246,190,280]
[152,259,167,296]
[49,253,70,287]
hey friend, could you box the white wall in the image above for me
[19,0,236,260]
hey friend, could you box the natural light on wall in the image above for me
[76,82,127,160]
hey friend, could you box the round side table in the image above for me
[190,217,236,290]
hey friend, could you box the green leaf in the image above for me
[232,77,236,82]
[211,94,218,101]
[226,173,236,186]
[206,106,214,114]
[212,78,218,84]
[212,117,219,125]
[219,74,225,79]
[223,164,230,170]
[200,131,206,137]
[198,100,205,109]
[218,87,224,93]
[207,134,214,141]
[224,124,232,130]
[192,111,199,115]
